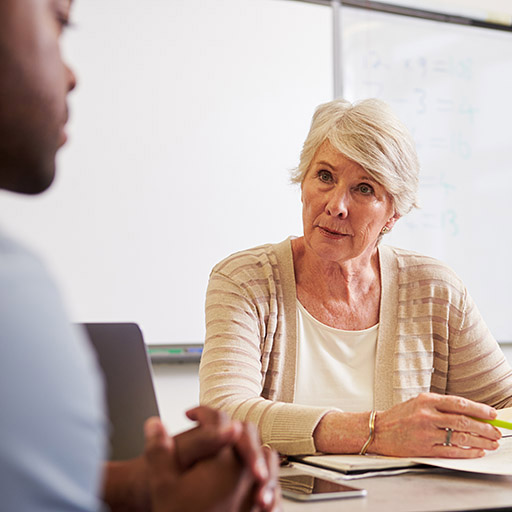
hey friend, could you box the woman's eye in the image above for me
[357,183,374,195]
[317,170,333,183]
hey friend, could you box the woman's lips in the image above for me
[318,226,348,238]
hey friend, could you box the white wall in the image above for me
[152,363,200,433]
[0,0,331,346]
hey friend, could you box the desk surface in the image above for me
[281,463,512,512]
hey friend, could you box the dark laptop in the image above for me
[80,322,160,460]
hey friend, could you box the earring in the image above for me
[381,226,390,234]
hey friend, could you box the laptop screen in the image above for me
[80,323,160,460]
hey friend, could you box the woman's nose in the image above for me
[325,187,348,218]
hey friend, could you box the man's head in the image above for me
[0,0,75,194]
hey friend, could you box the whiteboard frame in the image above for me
[286,0,512,31]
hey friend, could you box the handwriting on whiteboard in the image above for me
[345,46,479,240]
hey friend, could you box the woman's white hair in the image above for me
[291,98,420,217]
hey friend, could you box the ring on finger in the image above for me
[443,427,453,447]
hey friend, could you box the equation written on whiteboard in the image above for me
[399,208,459,236]
[345,49,479,240]
[355,52,477,160]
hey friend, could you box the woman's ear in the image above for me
[386,212,401,231]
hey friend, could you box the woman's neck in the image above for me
[292,237,380,299]
[291,237,382,329]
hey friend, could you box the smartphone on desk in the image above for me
[279,473,366,502]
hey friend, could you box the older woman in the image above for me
[199,98,512,458]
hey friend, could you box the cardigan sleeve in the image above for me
[386,245,512,408]
[446,287,512,409]
[199,264,336,455]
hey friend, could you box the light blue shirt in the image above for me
[0,230,107,511]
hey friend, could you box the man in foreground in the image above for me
[0,0,279,510]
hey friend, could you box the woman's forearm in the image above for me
[313,410,373,454]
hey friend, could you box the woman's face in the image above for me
[301,139,399,265]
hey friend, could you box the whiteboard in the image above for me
[342,6,512,341]
[0,0,331,345]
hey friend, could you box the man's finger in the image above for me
[144,417,180,476]
[256,447,281,511]
[173,421,242,470]
[186,405,231,427]
[234,423,269,482]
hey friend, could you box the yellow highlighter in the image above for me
[473,417,512,431]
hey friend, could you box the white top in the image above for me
[294,300,378,412]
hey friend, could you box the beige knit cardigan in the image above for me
[199,238,512,455]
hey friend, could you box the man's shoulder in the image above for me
[0,227,39,258]
[0,230,107,511]
[0,228,48,280]
[0,228,104,411]
[0,230,68,321]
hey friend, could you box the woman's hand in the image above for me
[371,393,502,458]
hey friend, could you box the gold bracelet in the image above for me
[359,410,377,455]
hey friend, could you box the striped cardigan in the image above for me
[199,238,512,455]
